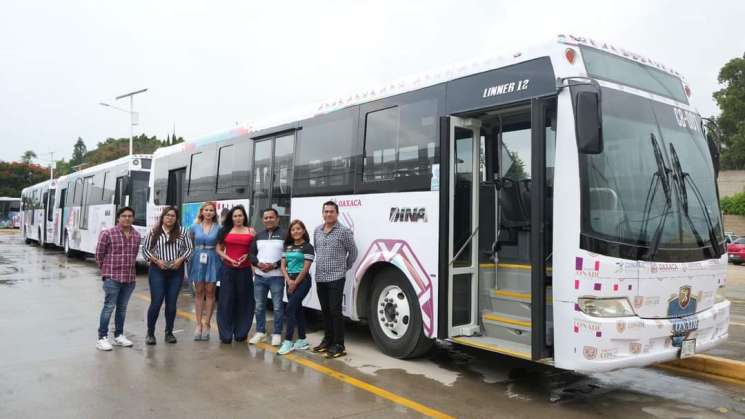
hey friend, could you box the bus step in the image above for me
[450,335,532,360]
[481,312,532,346]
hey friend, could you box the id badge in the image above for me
[199,253,208,264]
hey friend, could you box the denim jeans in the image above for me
[147,266,184,335]
[98,278,136,339]
[254,275,284,335]
[284,273,311,341]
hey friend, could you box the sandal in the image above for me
[193,326,203,341]
[201,324,211,341]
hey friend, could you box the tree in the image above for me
[713,53,745,169]
[70,137,87,167]
[20,150,36,164]
[83,134,169,166]
[0,161,50,197]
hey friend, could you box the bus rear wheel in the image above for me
[367,268,433,359]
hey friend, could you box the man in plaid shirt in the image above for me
[94,207,142,351]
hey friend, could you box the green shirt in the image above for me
[282,242,315,274]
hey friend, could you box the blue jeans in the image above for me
[98,279,136,339]
[285,273,311,341]
[147,266,184,335]
[254,275,284,335]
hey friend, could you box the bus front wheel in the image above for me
[367,268,433,359]
[64,234,77,258]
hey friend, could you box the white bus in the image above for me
[148,35,730,372]
[0,197,22,229]
[20,180,56,246]
[51,155,151,257]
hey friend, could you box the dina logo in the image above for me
[389,207,428,223]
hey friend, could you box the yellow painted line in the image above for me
[479,262,553,272]
[656,360,745,387]
[451,337,532,360]
[482,313,531,328]
[133,292,454,419]
[730,321,745,327]
[492,289,554,303]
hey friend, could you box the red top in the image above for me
[223,232,254,268]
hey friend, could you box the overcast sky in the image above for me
[1,0,743,165]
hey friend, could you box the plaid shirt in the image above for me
[313,222,358,283]
[95,226,141,283]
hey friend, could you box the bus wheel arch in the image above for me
[360,263,433,359]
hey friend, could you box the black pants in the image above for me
[217,266,254,342]
[316,277,345,346]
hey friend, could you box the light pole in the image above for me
[100,88,148,155]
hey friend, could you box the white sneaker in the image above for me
[113,335,133,347]
[271,334,282,346]
[96,337,113,351]
[248,332,266,345]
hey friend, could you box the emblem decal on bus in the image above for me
[389,207,428,223]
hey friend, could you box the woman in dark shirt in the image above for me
[278,219,314,355]
[142,206,194,345]
[215,205,255,344]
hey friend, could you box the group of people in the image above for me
[94,200,358,359]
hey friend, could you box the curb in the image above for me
[660,354,745,384]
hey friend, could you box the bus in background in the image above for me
[20,180,56,246]
[0,197,22,229]
[59,154,151,257]
[146,35,729,372]
[147,127,252,231]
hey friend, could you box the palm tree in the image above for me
[20,150,37,164]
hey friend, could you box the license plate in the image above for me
[680,339,696,359]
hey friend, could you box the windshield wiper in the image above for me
[668,143,723,258]
[638,133,672,260]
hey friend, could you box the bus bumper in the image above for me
[566,300,730,373]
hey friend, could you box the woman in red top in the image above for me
[215,205,255,344]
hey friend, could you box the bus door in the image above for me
[58,187,67,244]
[249,132,295,229]
[447,117,481,337]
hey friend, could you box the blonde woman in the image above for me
[188,202,220,341]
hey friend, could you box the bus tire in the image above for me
[64,233,77,258]
[24,228,31,245]
[367,268,433,359]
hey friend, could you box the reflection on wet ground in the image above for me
[1,232,745,418]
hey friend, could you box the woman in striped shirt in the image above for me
[142,206,194,345]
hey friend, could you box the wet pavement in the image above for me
[1,231,744,418]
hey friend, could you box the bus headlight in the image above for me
[577,297,636,318]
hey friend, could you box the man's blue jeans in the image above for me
[98,278,136,339]
[254,275,284,335]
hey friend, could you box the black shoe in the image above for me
[324,344,346,359]
[235,336,247,342]
[165,332,177,344]
[145,335,156,345]
[312,339,330,353]
[220,339,232,344]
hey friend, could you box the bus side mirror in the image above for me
[576,91,603,154]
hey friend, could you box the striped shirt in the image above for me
[142,226,194,264]
[313,222,357,283]
[95,225,141,283]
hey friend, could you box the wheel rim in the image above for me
[376,285,411,340]
[65,236,69,253]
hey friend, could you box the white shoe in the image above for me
[248,332,266,345]
[113,335,133,347]
[271,334,282,346]
[96,337,113,351]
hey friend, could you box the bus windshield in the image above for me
[580,87,723,260]
[130,171,149,226]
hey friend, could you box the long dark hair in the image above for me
[284,219,310,246]
[150,206,181,249]
[218,205,249,244]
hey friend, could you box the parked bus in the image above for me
[20,180,56,246]
[0,197,21,229]
[56,154,151,257]
[148,35,729,372]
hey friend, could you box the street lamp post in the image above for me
[100,88,148,156]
